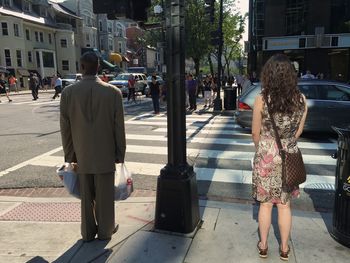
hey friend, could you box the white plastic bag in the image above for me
[57,163,80,199]
[115,163,133,201]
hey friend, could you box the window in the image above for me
[25,29,30,40]
[48,33,52,44]
[318,85,350,101]
[99,21,103,31]
[118,42,122,53]
[108,39,113,50]
[40,7,47,17]
[36,51,40,67]
[4,49,11,66]
[107,22,112,33]
[298,85,318,99]
[35,31,39,42]
[43,52,54,67]
[23,0,30,12]
[86,33,90,42]
[62,60,69,71]
[1,22,8,36]
[116,25,123,37]
[14,24,19,37]
[100,39,104,50]
[60,39,67,48]
[39,32,43,42]
[28,51,32,63]
[16,50,22,67]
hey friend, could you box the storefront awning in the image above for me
[17,69,30,76]
[110,53,123,63]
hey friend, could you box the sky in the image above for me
[235,0,249,42]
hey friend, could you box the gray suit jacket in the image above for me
[60,75,126,174]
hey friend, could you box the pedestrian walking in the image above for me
[101,72,109,82]
[186,74,198,110]
[60,52,126,242]
[149,75,161,114]
[0,74,12,102]
[203,76,212,108]
[34,73,40,99]
[29,73,38,100]
[127,74,136,103]
[8,74,18,93]
[251,54,308,260]
[52,74,62,100]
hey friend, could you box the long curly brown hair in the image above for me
[261,54,304,115]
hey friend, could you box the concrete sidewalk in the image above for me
[0,194,349,263]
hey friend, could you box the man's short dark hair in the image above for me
[81,52,99,75]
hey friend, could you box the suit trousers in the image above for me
[78,172,115,240]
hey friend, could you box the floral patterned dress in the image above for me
[252,100,305,204]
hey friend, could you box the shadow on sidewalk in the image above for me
[52,239,112,263]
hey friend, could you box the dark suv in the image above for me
[235,79,350,133]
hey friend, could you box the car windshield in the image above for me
[114,74,130,80]
[63,74,77,80]
[147,76,162,81]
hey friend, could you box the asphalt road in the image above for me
[0,91,339,212]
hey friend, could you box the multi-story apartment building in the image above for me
[97,14,128,71]
[59,0,97,49]
[0,0,82,88]
[248,0,350,82]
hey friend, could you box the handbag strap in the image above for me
[265,98,285,158]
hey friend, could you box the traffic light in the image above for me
[93,0,151,21]
[205,0,215,23]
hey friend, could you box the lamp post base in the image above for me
[155,164,200,233]
[213,97,223,111]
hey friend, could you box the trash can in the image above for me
[331,126,350,248]
[223,87,236,110]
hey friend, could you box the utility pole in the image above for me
[154,0,200,234]
[213,0,224,111]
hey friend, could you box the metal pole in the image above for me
[155,0,200,234]
[213,0,224,111]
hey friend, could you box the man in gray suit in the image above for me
[60,52,126,241]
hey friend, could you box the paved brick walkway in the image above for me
[0,187,157,198]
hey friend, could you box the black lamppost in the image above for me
[154,0,200,233]
[213,0,224,111]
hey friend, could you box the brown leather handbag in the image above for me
[266,102,306,192]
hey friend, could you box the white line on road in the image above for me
[126,134,337,150]
[0,147,63,177]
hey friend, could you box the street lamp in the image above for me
[154,0,200,234]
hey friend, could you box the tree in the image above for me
[185,0,213,75]
[222,11,246,77]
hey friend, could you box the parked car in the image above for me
[235,79,350,133]
[62,73,82,88]
[108,73,148,97]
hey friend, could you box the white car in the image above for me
[62,73,82,88]
[108,73,148,97]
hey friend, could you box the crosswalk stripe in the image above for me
[195,168,335,190]
[28,156,334,190]
[153,127,252,137]
[126,134,337,150]
[126,120,242,128]
[125,144,335,165]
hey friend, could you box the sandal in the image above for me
[279,246,290,261]
[257,241,268,258]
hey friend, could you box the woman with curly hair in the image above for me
[251,54,308,260]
